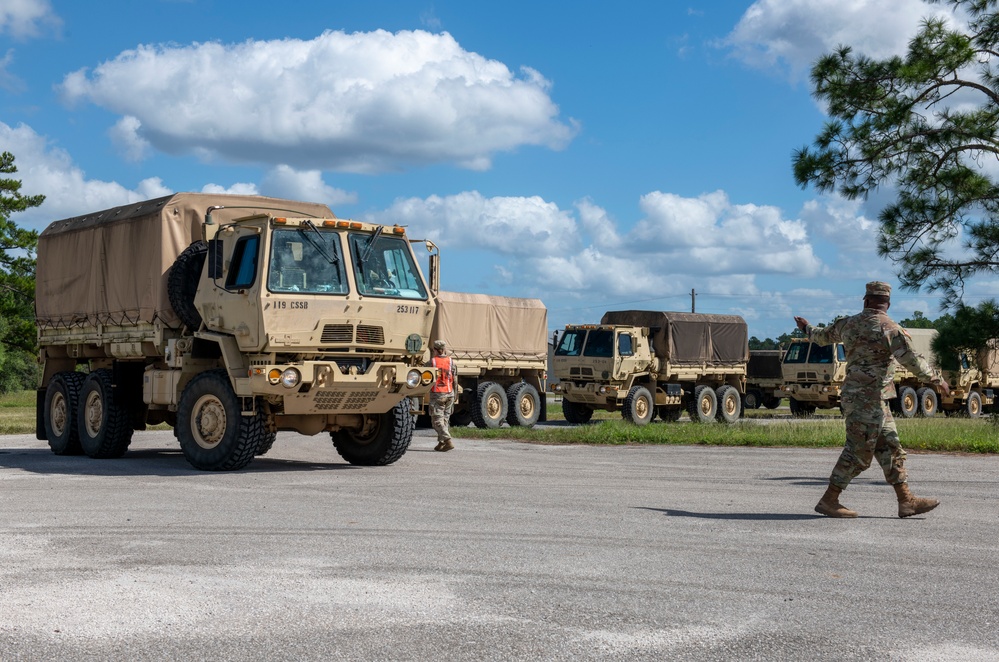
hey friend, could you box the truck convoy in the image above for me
[34,193,438,471]
[776,329,996,417]
[429,291,548,429]
[551,311,749,425]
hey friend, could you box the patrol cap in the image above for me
[865,281,891,298]
[433,340,446,350]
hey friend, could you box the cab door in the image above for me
[197,223,264,350]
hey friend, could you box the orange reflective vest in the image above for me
[431,355,455,393]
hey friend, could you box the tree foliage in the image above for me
[0,152,44,392]
[794,0,999,350]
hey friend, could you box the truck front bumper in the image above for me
[777,383,841,405]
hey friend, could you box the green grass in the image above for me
[0,390,36,435]
[451,399,999,453]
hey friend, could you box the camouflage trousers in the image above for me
[429,392,454,443]
[829,393,907,489]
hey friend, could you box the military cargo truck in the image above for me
[551,311,749,425]
[35,193,437,471]
[429,291,548,428]
[743,349,784,412]
[775,338,846,416]
[892,328,995,418]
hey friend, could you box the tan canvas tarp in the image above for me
[35,193,334,329]
[902,328,939,368]
[599,310,748,365]
[431,290,547,361]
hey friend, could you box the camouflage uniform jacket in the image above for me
[807,308,939,401]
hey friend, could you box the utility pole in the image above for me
[691,288,696,313]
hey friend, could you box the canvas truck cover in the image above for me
[432,290,547,361]
[902,328,939,369]
[978,339,999,378]
[599,311,749,365]
[35,193,334,330]
[749,350,783,379]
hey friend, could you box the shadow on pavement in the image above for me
[636,506,822,521]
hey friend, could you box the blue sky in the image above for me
[3,0,995,340]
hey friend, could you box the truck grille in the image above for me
[570,367,594,379]
[796,371,818,382]
[320,324,385,345]
[313,390,381,411]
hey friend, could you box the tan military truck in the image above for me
[893,328,996,418]
[743,349,784,412]
[428,291,548,428]
[775,338,847,416]
[35,193,438,471]
[551,311,749,425]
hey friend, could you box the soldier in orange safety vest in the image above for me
[428,339,458,452]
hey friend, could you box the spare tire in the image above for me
[168,240,208,331]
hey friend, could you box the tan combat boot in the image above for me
[439,439,454,452]
[434,441,445,451]
[814,483,858,518]
[893,482,939,518]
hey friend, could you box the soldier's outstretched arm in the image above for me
[890,331,951,396]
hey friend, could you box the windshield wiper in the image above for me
[358,226,383,267]
[299,220,338,265]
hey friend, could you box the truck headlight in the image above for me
[598,385,617,396]
[279,368,301,388]
[406,370,422,387]
[551,383,562,393]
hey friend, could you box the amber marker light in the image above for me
[268,368,283,385]
[273,218,287,224]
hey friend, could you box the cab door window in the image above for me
[226,235,260,289]
[617,333,634,357]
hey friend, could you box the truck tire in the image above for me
[472,381,507,429]
[449,408,473,427]
[715,385,741,424]
[788,397,816,418]
[44,372,87,455]
[656,406,682,422]
[744,389,763,410]
[332,397,414,466]
[177,369,262,471]
[898,386,918,418]
[762,395,782,410]
[561,399,593,424]
[622,385,654,425]
[687,385,717,424]
[167,240,207,331]
[78,369,134,459]
[965,391,983,417]
[916,387,938,417]
[506,382,541,427]
[255,431,278,456]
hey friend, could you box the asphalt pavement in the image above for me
[1,428,997,661]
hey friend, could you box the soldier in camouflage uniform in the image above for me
[794,281,951,518]
[428,339,458,452]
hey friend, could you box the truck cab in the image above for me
[776,339,847,415]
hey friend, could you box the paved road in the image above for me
[1,429,997,661]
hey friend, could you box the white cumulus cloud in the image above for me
[724,0,960,81]
[0,0,60,39]
[58,29,578,173]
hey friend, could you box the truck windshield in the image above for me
[555,329,586,356]
[783,343,808,364]
[268,228,347,294]
[583,329,614,357]
[807,343,834,364]
[348,233,428,300]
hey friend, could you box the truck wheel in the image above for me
[561,399,593,424]
[744,389,763,410]
[788,398,816,418]
[177,370,262,471]
[898,386,918,418]
[449,408,473,427]
[44,372,87,455]
[332,397,414,466]
[506,382,541,427]
[167,240,207,331]
[472,381,507,428]
[656,406,682,422]
[966,391,983,417]
[78,369,134,459]
[762,395,782,410]
[622,385,654,425]
[687,385,717,424]
[715,385,741,424]
[916,387,938,417]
